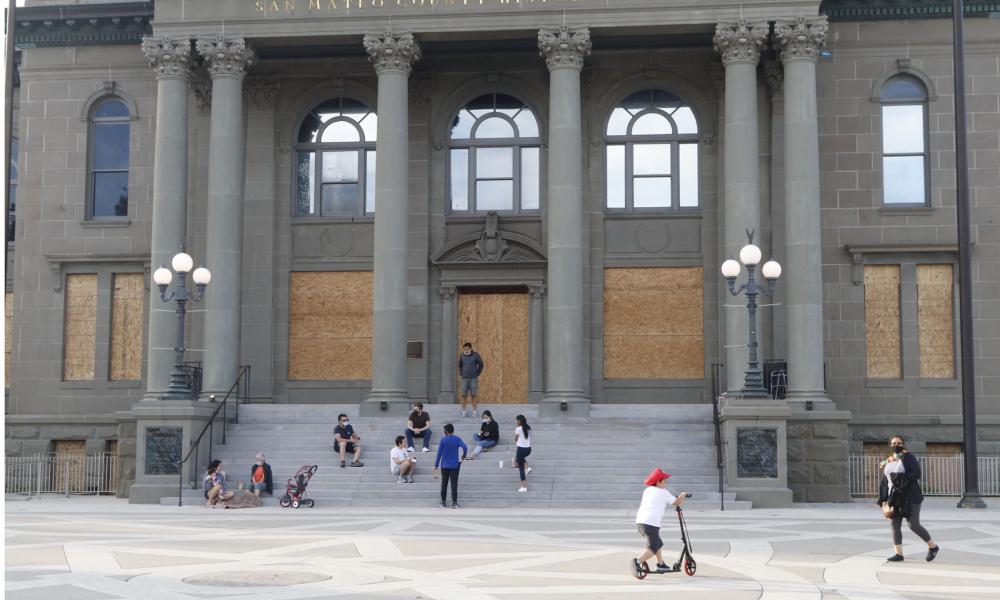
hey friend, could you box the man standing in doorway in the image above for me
[458,342,484,418]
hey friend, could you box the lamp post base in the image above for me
[957,493,987,509]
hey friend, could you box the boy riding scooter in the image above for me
[633,468,689,577]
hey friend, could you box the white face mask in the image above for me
[464,350,471,355]
[341,420,350,427]
[257,460,264,466]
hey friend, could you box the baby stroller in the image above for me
[279,465,318,508]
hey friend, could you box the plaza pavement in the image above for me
[4,496,1000,600]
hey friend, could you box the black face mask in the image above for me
[892,444,904,453]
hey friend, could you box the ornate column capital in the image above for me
[528,284,546,300]
[537,25,591,71]
[763,60,784,99]
[713,19,768,67]
[363,30,422,76]
[244,77,281,110]
[142,37,193,80]
[438,286,457,302]
[774,16,829,63]
[196,35,256,81]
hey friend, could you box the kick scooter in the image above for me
[633,494,696,579]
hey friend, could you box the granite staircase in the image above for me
[163,404,750,510]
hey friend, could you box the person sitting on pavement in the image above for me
[334,413,364,468]
[391,435,417,483]
[203,459,235,507]
[249,453,273,497]
[467,410,499,459]
[405,402,433,453]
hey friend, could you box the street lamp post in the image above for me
[721,230,782,399]
[153,252,211,401]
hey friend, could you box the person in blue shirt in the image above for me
[433,423,468,509]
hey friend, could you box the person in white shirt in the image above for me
[390,435,416,483]
[513,414,532,492]
[633,468,688,575]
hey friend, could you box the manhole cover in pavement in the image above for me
[183,570,332,587]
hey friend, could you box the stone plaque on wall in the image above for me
[737,427,778,478]
[144,426,182,476]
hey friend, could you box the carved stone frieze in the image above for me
[763,60,784,98]
[431,213,546,266]
[190,77,212,113]
[713,19,768,66]
[537,25,591,71]
[774,16,829,63]
[195,35,256,80]
[141,37,193,80]
[363,30,422,76]
[527,284,546,300]
[438,286,457,302]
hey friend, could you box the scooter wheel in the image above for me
[684,558,696,577]
[631,560,648,580]
[279,495,291,508]
[304,499,315,508]
[292,500,300,508]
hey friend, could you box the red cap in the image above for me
[644,468,671,487]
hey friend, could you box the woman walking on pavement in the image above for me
[513,414,532,492]
[877,435,940,562]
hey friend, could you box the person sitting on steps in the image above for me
[248,453,273,497]
[203,459,235,508]
[391,435,417,483]
[405,402,433,453]
[334,413,364,468]
[467,410,499,459]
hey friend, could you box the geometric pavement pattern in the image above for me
[5,497,1000,600]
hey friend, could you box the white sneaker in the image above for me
[518,487,527,493]
[422,447,430,453]
[406,447,415,453]
[396,476,404,484]
[526,467,532,475]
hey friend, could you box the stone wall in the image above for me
[787,411,853,502]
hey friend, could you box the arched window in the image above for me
[294,98,377,218]
[88,98,131,218]
[448,93,541,214]
[880,75,929,205]
[605,89,699,211]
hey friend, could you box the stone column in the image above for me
[528,285,545,402]
[141,37,193,399]
[713,19,767,395]
[538,25,591,416]
[196,36,255,398]
[364,30,421,412]
[775,16,832,406]
[438,286,457,404]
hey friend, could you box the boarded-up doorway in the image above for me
[457,292,529,404]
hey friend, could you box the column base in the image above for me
[540,392,590,417]
[785,390,835,412]
[437,390,456,405]
[958,494,988,509]
[362,391,410,417]
[728,485,794,508]
[128,482,181,504]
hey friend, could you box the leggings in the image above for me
[515,446,532,482]
[440,467,459,503]
[891,502,932,545]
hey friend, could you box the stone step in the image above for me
[162,496,750,510]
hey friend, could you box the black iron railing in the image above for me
[176,365,251,507]
[710,362,725,511]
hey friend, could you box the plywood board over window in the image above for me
[917,264,955,379]
[63,274,98,381]
[288,271,373,380]
[863,265,901,379]
[110,273,145,381]
[604,267,704,379]
[53,440,87,492]
[5,291,12,387]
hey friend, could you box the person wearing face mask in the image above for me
[467,410,500,459]
[877,435,939,562]
[334,413,364,468]
[249,453,273,497]
[457,342,484,418]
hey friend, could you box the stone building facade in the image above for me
[5,0,1000,505]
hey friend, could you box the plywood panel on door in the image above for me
[457,293,529,404]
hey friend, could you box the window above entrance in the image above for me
[448,93,541,216]
[605,89,700,213]
[294,98,377,219]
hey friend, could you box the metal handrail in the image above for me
[176,365,251,507]
[710,362,725,511]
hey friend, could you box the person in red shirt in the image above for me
[249,453,273,497]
